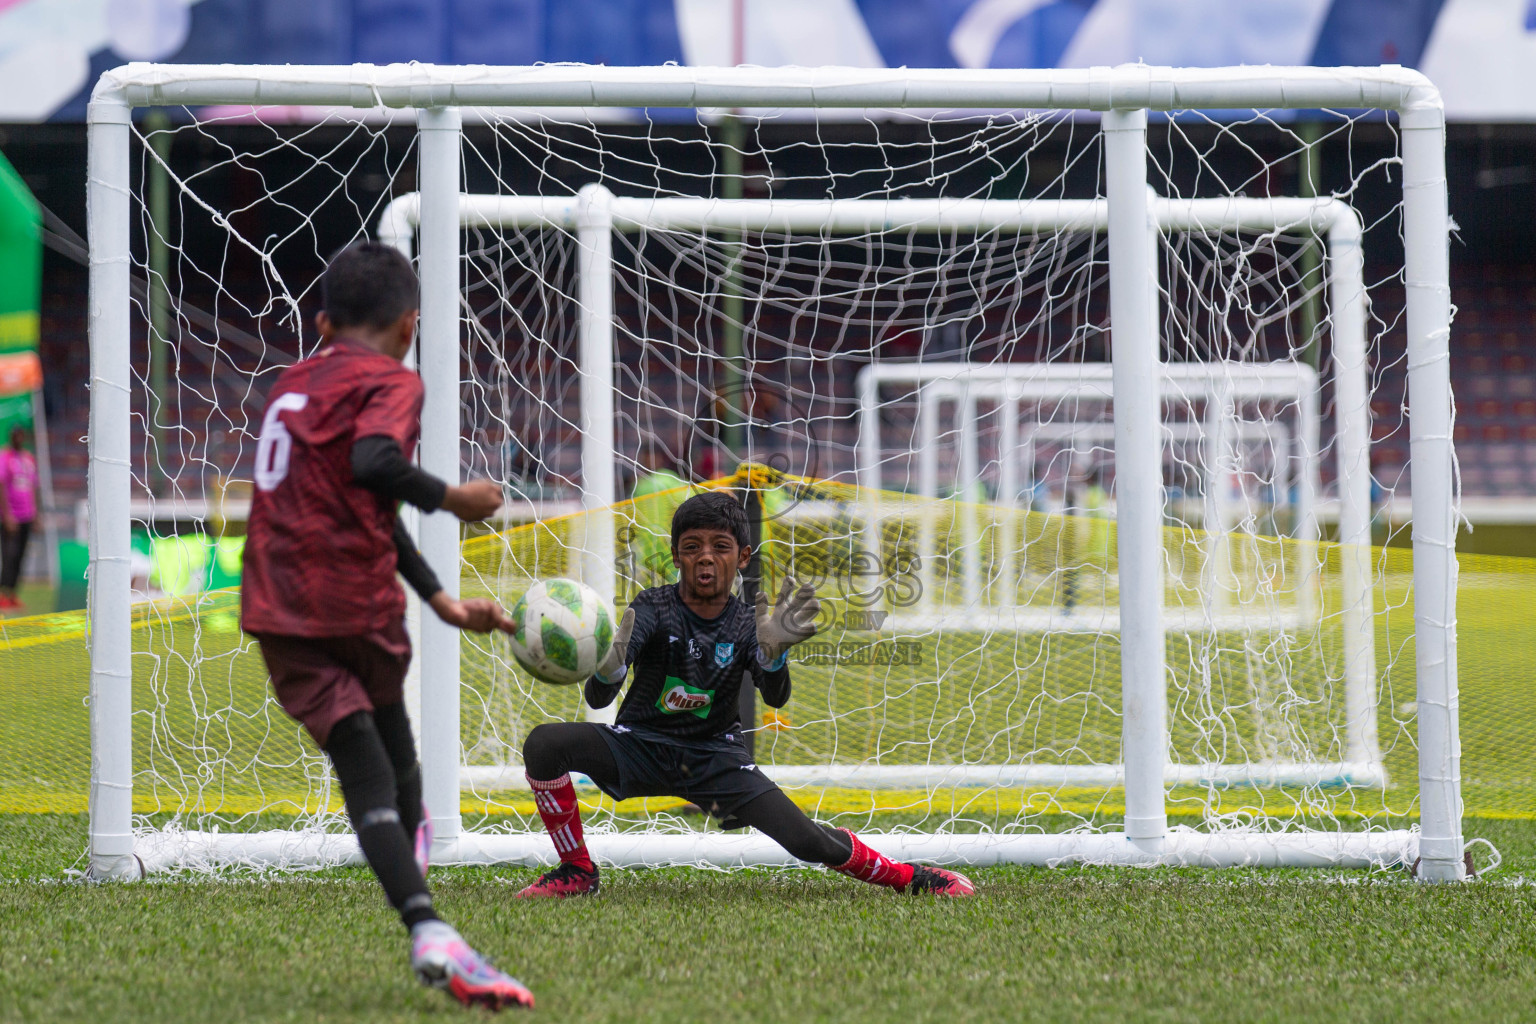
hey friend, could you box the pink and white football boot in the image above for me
[410,920,534,1011]
[414,804,432,878]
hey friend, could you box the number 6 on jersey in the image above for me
[255,392,309,491]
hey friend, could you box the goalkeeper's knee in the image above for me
[522,723,562,780]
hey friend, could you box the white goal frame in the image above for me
[860,360,1321,624]
[86,63,1462,879]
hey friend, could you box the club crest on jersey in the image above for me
[714,642,735,667]
[656,677,715,719]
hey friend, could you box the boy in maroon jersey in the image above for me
[241,242,532,1011]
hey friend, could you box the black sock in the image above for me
[374,702,424,840]
[729,790,855,865]
[356,807,438,930]
[394,763,424,842]
[325,711,440,931]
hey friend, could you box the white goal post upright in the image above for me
[416,106,465,851]
[85,96,137,881]
[1401,109,1462,881]
[86,63,1462,880]
[1102,107,1166,847]
[573,184,619,728]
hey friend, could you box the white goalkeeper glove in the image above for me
[754,577,822,670]
[593,607,636,686]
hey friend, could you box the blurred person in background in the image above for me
[1062,462,1109,614]
[629,435,691,587]
[0,425,38,610]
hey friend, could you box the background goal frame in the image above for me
[375,191,1379,795]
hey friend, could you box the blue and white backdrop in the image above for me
[2,0,1531,121]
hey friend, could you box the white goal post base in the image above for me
[130,828,1419,876]
[458,761,1388,791]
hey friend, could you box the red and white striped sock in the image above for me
[832,828,915,891]
[527,773,594,872]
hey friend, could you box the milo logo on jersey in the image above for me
[656,676,715,718]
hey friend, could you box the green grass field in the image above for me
[4,814,1536,1023]
[6,506,1536,1021]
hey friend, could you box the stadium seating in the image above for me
[33,259,1536,519]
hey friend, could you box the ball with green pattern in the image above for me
[506,578,616,686]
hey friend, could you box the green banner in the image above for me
[0,148,40,443]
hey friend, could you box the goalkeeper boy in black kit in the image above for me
[515,490,974,898]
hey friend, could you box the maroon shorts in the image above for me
[253,620,411,747]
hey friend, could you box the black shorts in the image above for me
[593,723,779,821]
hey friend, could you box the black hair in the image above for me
[671,490,748,549]
[320,242,419,330]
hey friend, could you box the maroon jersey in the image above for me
[240,339,424,637]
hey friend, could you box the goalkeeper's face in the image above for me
[674,528,751,604]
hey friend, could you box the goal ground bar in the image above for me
[457,761,1388,791]
[130,827,1418,875]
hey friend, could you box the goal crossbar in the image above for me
[93,62,1440,117]
[85,63,1460,879]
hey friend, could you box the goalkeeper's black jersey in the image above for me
[587,584,790,742]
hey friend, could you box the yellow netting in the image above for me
[2,467,1533,831]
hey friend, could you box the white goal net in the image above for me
[76,64,1463,879]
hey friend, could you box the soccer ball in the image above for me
[506,578,615,686]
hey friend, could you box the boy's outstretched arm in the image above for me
[355,433,513,633]
[583,664,624,710]
[755,656,792,709]
[585,600,660,707]
[352,434,502,521]
[388,519,513,633]
[391,518,443,600]
[585,610,634,709]
[429,591,514,633]
[753,577,821,706]
[359,436,516,641]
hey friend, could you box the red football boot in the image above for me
[514,862,601,899]
[907,864,976,896]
